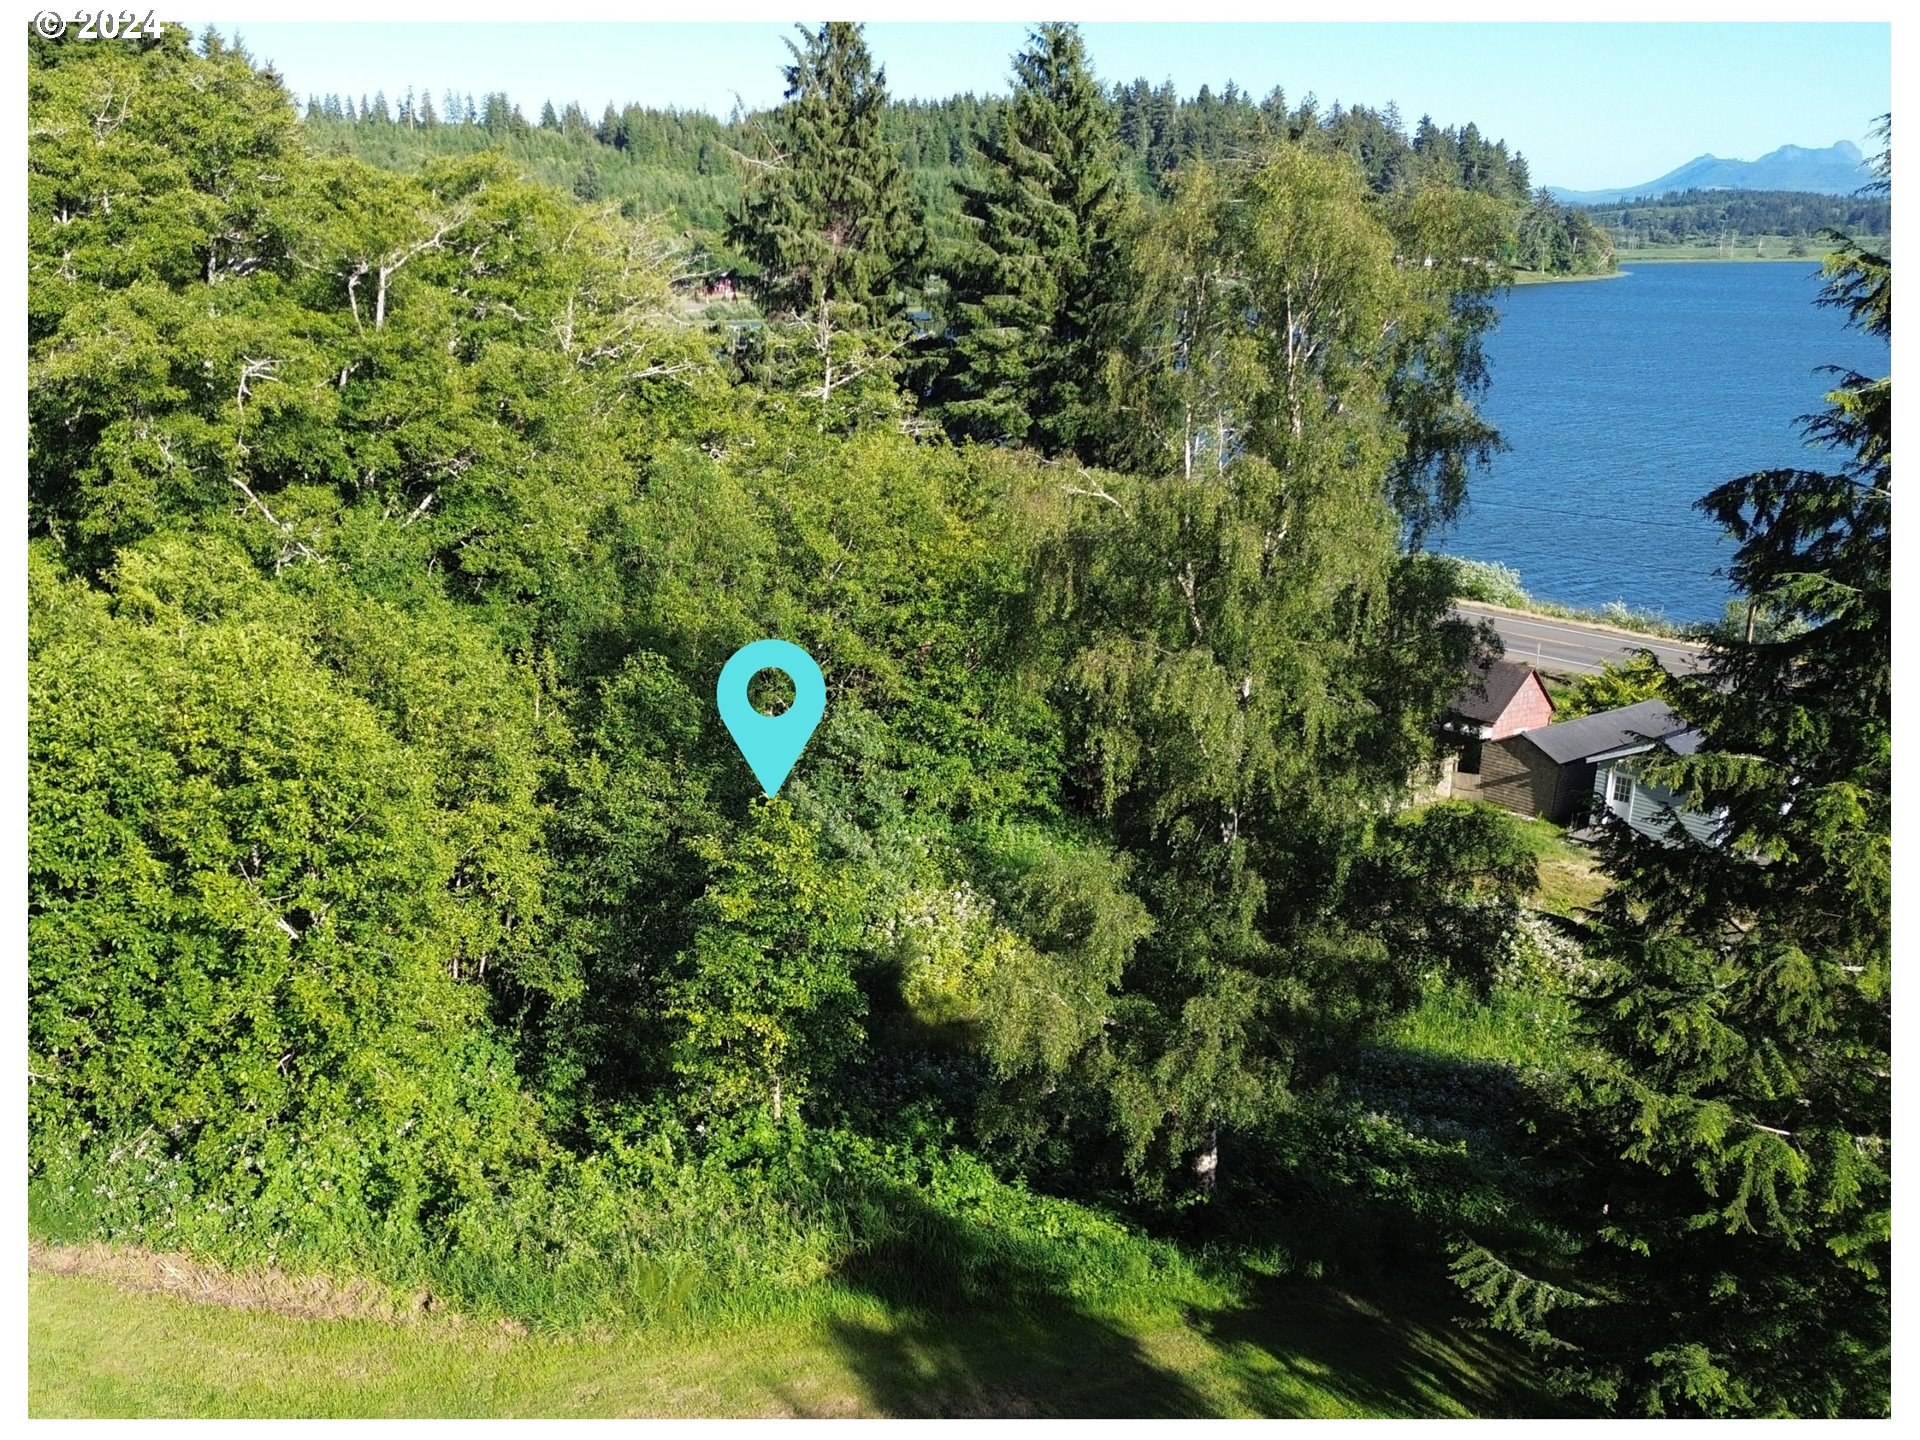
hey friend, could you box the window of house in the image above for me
[1610,769,1633,803]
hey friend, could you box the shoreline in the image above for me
[1614,253,1840,264]
[1509,268,1625,286]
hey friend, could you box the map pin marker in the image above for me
[716,639,826,797]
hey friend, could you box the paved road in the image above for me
[1453,601,1707,677]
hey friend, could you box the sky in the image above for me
[184,17,1892,193]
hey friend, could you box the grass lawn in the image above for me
[28,1250,1552,1418]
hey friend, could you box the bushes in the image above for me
[1446,556,1531,609]
[29,1105,1215,1332]
[28,539,555,1264]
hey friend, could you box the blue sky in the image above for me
[191,20,1891,192]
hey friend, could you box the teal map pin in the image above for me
[716,639,825,797]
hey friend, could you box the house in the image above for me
[1448,656,1556,742]
[1439,656,1555,803]
[1498,698,1712,833]
[1585,712,1722,846]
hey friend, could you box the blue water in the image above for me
[1441,262,1889,622]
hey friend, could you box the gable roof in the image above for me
[1450,657,1540,725]
[1523,699,1702,766]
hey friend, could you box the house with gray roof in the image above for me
[1581,705,1722,846]
[1456,699,1715,841]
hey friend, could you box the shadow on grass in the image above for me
[808,1176,1559,1418]
[814,1181,1210,1417]
[1186,1270,1570,1419]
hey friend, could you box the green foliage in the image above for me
[1585,187,1890,253]
[1010,144,1496,1174]
[1346,802,1540,998]
[727,22,924,327]
[1509,192,1615,276]
[668,804,871,1121]
[1446,557,1530,608]
[32,27,1808,1421]
[28,539,551,1253]
[1549,652,1669,721]
[926,23,1131,456]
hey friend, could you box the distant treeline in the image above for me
[301,79,1604,275]
[1580,187,1892,249]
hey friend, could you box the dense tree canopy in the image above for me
[26,25,1885,1418]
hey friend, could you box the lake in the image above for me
[1440,261,1890,623]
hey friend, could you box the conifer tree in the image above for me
[927,23,1129,456]
[727,21,923,327]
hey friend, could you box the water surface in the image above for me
[1443,261,1888,622]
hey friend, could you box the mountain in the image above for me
[1549,141,1874,205]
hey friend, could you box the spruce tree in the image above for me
[727,21,923,327]
[927,23,1129,456]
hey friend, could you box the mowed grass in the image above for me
[29,1250,1551,1418]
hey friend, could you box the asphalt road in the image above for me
[1453,601,1707,677]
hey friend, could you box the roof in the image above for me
[1450,657,1539,725]
[1523,699,1702,766]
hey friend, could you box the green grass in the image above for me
[29,1258,1550,1417]
[1513,817,1611,919]
[1383,977,1578,1077]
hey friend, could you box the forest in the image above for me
[1587,186,1893,253]
[298,57,1613,280]
[26,22,1887,1419]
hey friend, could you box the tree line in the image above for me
[27,21,1884,1417]
[1583,186,1893,251]
[300,35,1609,280]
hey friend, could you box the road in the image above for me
[1453,601,1707,677]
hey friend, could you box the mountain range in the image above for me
[1549,141,1876,205]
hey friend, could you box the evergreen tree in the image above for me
[927,23,1129,455]
[727,21,923,326]
[724,21,928,426]
[574,156,602,202]
[538,99,559,131]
